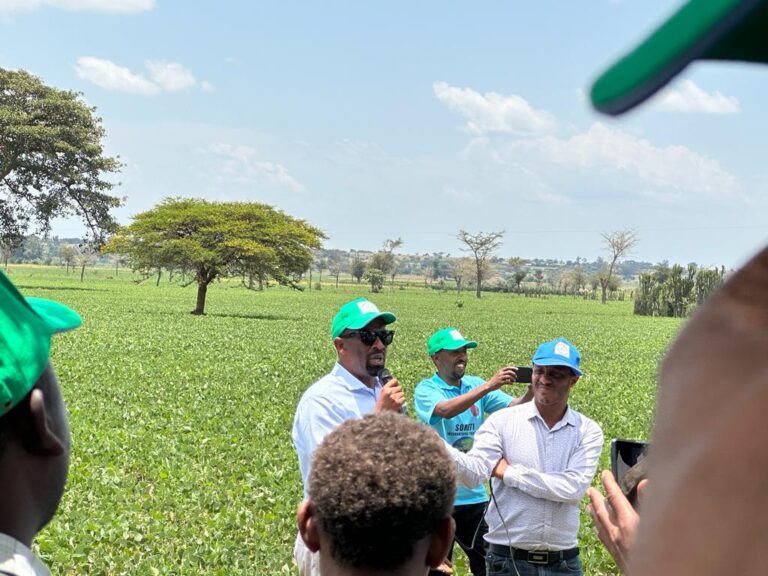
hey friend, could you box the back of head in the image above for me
[309,412,455,571]
[0,271,80,542]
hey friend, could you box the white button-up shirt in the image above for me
[292,362,383,497]
[0,533,52,576]
[448,402,603,550]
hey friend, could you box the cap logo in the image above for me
[449,329,463,341]
[357,301,379,314]
[554,341,570,358]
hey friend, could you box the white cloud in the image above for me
[76,57,206,95]
[75,56,159,95]
[653,79,740,114]
[509,122,739,201]
[433,80,557,136]
[146,61,196,92]
[196,143,306,193]
[0,0,153,13]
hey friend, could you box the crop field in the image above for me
[9,265,683,575]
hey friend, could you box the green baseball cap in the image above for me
[331,298,396,340]
[0,271,81,416]
[591,0,768,115]
[427,327,478,356]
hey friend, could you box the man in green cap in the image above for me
[415,327,532,576]
[589,2,768,574]
[292,297,405,576]
[0,271,81,575]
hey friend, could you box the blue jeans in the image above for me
[486,551,582,576]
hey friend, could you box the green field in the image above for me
[8,265,682,575]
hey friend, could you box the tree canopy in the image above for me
[599,229,638,304]
[104,198,326,314]
[457,229,504,298]
[0,68,123,245]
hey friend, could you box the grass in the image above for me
[6,265,683,575]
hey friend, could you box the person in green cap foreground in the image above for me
[444,338,603,576]
[297,412,457,576]
[292,297,406,576]
[0,271,81,576]
[589,1,768,574]
[414,327,533,576]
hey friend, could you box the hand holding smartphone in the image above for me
[610,439,649,507]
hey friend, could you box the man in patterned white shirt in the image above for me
[447,337,604,576]
[0,271,81,576]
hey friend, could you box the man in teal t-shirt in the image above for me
[415,327,532,576]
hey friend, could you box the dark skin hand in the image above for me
[587,470,647,573]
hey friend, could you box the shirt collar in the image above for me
[430,373,464,389]
[525,402,576,430]
[331,362,381,392]
[0,533,52,576]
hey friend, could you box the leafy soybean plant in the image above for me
[12,266,680,575]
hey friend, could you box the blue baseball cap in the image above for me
[532,338,582,376]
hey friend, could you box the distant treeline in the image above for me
[4,236,726,315]
[634,263,726,318]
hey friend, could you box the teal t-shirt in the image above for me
[414,374,513,506]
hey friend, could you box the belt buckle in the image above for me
[527,551,549,565]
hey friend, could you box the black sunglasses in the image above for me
[342,329,395,346]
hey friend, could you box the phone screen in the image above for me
[610,439,649,484]
[515,366,533,384]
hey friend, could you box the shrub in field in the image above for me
[634,263,725,317]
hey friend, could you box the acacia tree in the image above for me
[0,68,122,245]
[508,256,528,291]
[457,229,504,298]
[451,257,475,296]
[382,237,403,287]
[599,229,638,304]
[104,198,325,314]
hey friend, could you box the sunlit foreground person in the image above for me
[297,412,456,576]
[0,271,81,575]
[591,1,768,574]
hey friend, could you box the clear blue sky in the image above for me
[3,0,767,267]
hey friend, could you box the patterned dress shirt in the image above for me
[0,534,52,576]
[447,402,604,550]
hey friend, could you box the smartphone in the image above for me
[610,438,649,506]
[514,366,533,384]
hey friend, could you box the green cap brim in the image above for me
[26,297,83,334]
[1,272,81,415]
[346,311,396,330]
[591,0,768,115]
[436,339,478,354]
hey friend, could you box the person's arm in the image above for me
[587,470,647,573]
[433,366,518,419]
[296,396,348,456]
[494,420,604,503]
[445,414,505,487]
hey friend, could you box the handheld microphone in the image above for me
[377,368,409,415]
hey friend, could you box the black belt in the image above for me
[487,544,579,565]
